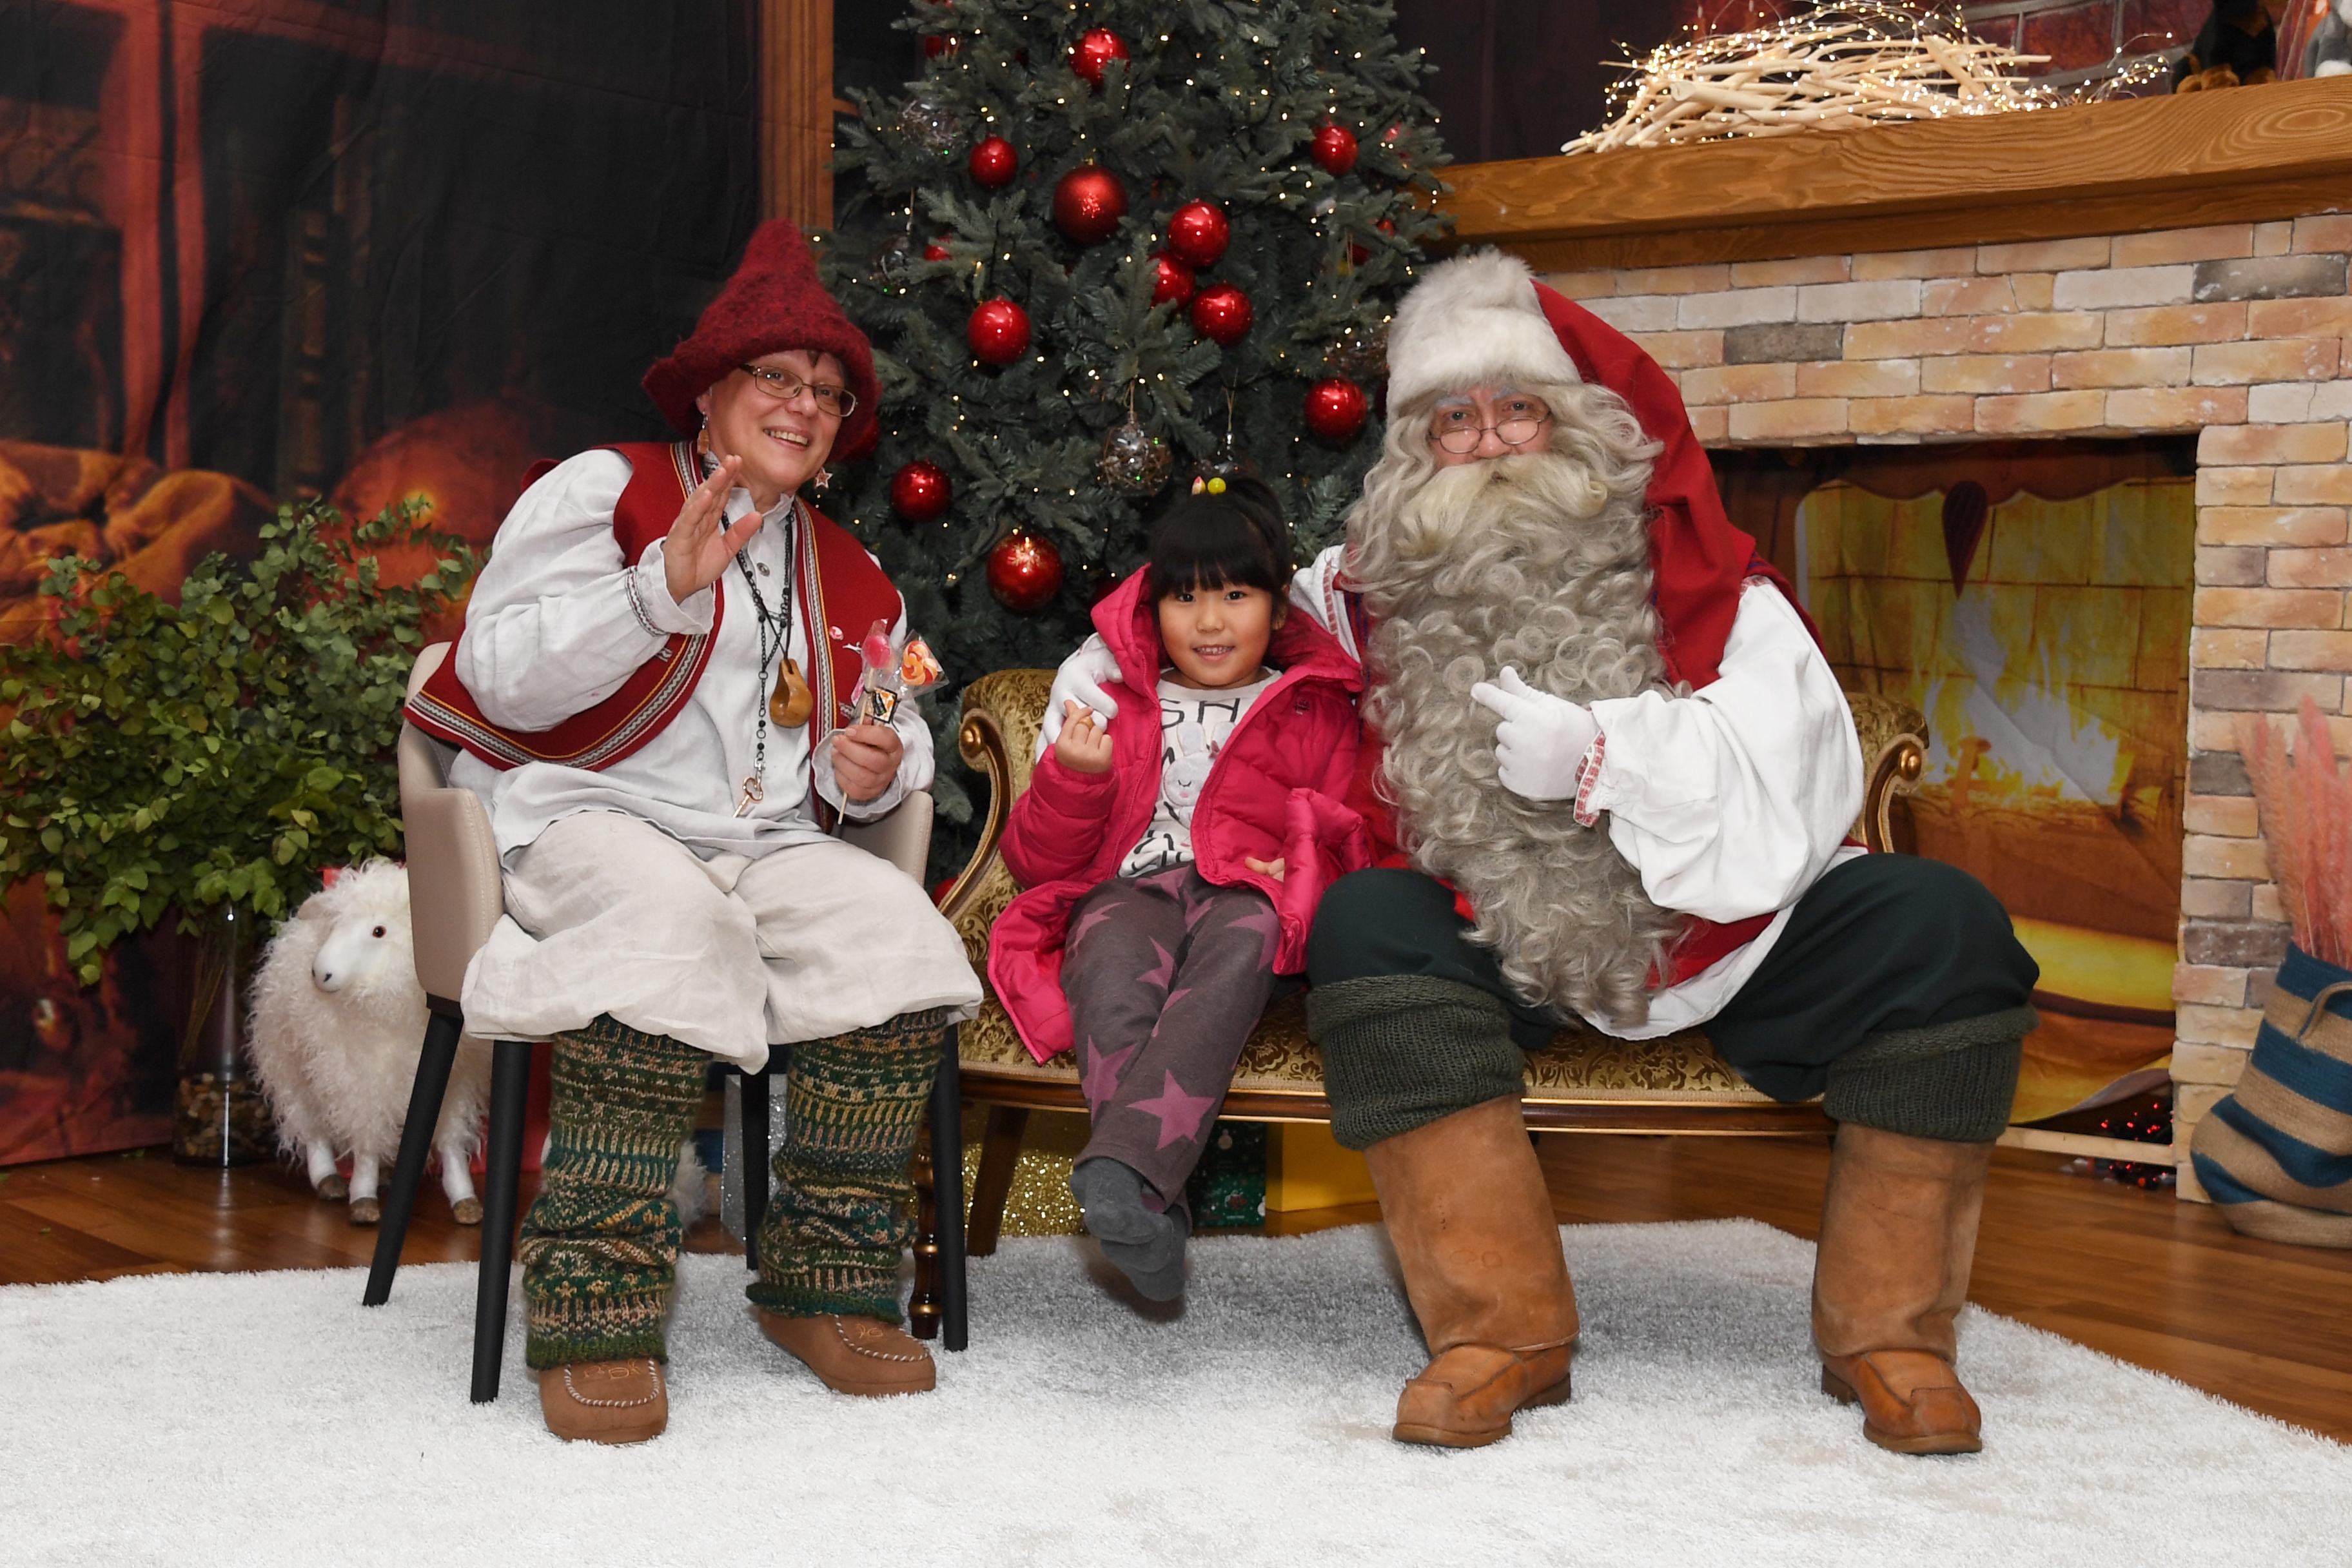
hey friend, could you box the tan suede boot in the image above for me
[758,1310,937,1396]
[537,1358,668,1444]
[1812,1124,1994,1456]
[1364,1095,1579,1449]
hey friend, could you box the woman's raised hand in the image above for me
[662,451,762,605]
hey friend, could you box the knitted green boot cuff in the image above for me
[1823,1004,2037,1144]
[1306,975,1524,1151]
[520,1016,707,1368]
[750,1006,952,1322]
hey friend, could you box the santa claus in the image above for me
[1045,250,2040,1458]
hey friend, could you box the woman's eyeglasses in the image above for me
[737,364,857,418]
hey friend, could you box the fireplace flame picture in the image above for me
[1794,447,2195,1123]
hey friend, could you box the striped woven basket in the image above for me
[2191,944,2352,1248]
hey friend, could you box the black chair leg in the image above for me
[362,1011,462,1308]
[928,1055,968,1353]
[470,1038,531,1404]
[740,1062,770,1273]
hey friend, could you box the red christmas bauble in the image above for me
[1349,218,1395,266]
[1053,165,1128,245]
[890,460,952,523]
[988,531,1063,612]
[1190,282,1252,346]
[1069,28,1130,88]
[1150,253,1195,306]
[968,297,1032,364]
[1166,200,1230,269]
[968,135,1017,188]
[1304,378,1369,443]
[923,239,952,262]
[923,32,958,57]
[1311,122,1359,177]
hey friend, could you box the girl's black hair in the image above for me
[1143,475,1292,600]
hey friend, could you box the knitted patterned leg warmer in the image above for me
[749,1007,955,1324]
[518,1015,707,1369]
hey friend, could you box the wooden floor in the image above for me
[6,1133,2349,1443]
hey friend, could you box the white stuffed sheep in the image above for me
[249,859,716,1230]
[247,860,489,1225]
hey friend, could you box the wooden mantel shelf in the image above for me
[1440,75,2352,271]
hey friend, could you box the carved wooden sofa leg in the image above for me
[906,1061,970,1349]
[910,1121,941,1342]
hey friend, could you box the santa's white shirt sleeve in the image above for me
[1582,580,1865,1036]
[449,449,931,861]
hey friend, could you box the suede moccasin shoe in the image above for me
[538,1358,668,1444]
[759,1311,937,1396]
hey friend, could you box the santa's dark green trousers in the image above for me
[1302,854,2039,1151]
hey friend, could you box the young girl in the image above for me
[990,478,1369,1298]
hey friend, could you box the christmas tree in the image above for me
[819,0,1449,821]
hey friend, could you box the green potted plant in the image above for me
[0,502,477,1164]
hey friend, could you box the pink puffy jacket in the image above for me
[989,568,1371,1063]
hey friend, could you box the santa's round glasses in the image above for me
[1428,397,1550,455]
[736,364,857,418]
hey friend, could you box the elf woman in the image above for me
[407,219,981,1444]
[988,477,1370,1298]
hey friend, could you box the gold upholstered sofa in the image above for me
[928,669,1928,1258]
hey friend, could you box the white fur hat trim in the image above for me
[1384,248,1582,416]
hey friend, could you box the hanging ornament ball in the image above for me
[1096,417,1175,495]
[1053,165,1128,245]
[896,92,963,158]
[1304,378,1370,443]
[988,531,1063,612]
[969,135,1018,188]
[890,460,952,523]
[1069,28,1130,88]
[1311,122,1360,177]
[1150,253,1195,306]
[1166,200,1231,269]
[967,297,1032,365]
[923,32,959,58]
[871,231,917,291]
[923,238,953,262]
[1190,282,1253,346]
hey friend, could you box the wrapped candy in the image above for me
[848,618,943,727]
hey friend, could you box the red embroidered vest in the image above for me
[407,441,903,823]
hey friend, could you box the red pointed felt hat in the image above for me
[642,219,880,462]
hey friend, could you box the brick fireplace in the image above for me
[1442,76,2352,1191]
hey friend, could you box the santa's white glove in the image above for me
[1469,666,1600,805]
[1037,633,1121,758]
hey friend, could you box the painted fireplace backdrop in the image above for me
[0,0,763,1163]
[1760,442,2195,1124]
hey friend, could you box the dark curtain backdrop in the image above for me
[0,0,761,1163]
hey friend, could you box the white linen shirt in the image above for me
[1291,544,1864,1039]
[451,448,930,861]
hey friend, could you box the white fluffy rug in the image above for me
[4,1220,2347,1567]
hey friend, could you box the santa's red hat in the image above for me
[1380,246,1815,690]
[642,219,879,462]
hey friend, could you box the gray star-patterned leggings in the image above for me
[1061,865,1282,1210]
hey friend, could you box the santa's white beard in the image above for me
[1353,447,1683,1028]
